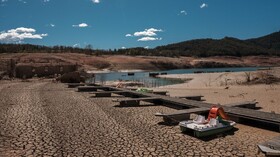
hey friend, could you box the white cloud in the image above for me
[92,0,100,3]
[137,37,162,42]
[2,0,27,4]
[73,43,80,48]
[9,27,35,33]
[144,46,149,49]
[121,46,126,49]
[126,28,163,42]
[18,0,26,3]
[134,31,156,37]
[50,24,55,27]
[0,27,48,42]
[134,28,163,37]
[200,3,208,8]
[1,0,8,6]
[43,0,50,2]
[72,23,89,28]
[179,10,187,15]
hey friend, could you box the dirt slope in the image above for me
[1,53,280,73]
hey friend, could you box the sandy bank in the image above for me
[157,68,280,113]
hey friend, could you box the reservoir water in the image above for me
[91,67,262,87]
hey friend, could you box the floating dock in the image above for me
[68,84,280,132]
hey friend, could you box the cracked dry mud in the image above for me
[0,81,279,157]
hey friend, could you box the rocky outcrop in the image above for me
[58,71,85,83]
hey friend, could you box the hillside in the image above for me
[0,31,280,57]
[1,53,280,73]
[155,31,280,57]
[247,31,280,51]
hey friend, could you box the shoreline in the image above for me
[87,69,146,74]
[86,66,273,74]
[84,67,280,114]
[154,67,280,114]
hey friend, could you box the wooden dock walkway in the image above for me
[155,101,260,124]
[125,88,168,95]
[258,136,280,156]
[155,107,209,124]
[112,97,162,106]
[90,91,129,97]
[68,83,99,88]
[223,101,258,109]
[176,95,205,101]
[116,87,280,131]
[77,86,111,92]
[152,91,168,95]
[69,84,280,132]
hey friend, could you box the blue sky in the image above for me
[0,0,280,49]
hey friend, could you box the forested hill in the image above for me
[155,31,280,57]
[246,31,280,50]
[0,31,280,57]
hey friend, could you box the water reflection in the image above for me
[89,67,261,87]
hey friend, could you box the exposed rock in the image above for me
[57,71,85,83]
[0,71,6,80]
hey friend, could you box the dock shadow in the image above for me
[157,121,179,126]
[238,118,279,132]
[114,104,156,108]
[89,95,123,98]
[182,127,239,142]
[253,106,263,110]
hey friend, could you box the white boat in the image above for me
[179,106,236,137]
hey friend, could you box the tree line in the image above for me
[1,31,280,57]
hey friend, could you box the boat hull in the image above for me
[180,124,234,137]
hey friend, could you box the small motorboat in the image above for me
[179,106,236,137]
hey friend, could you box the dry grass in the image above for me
[82,57,111,69]
[249,70,280,84]
[1,53,280,72]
